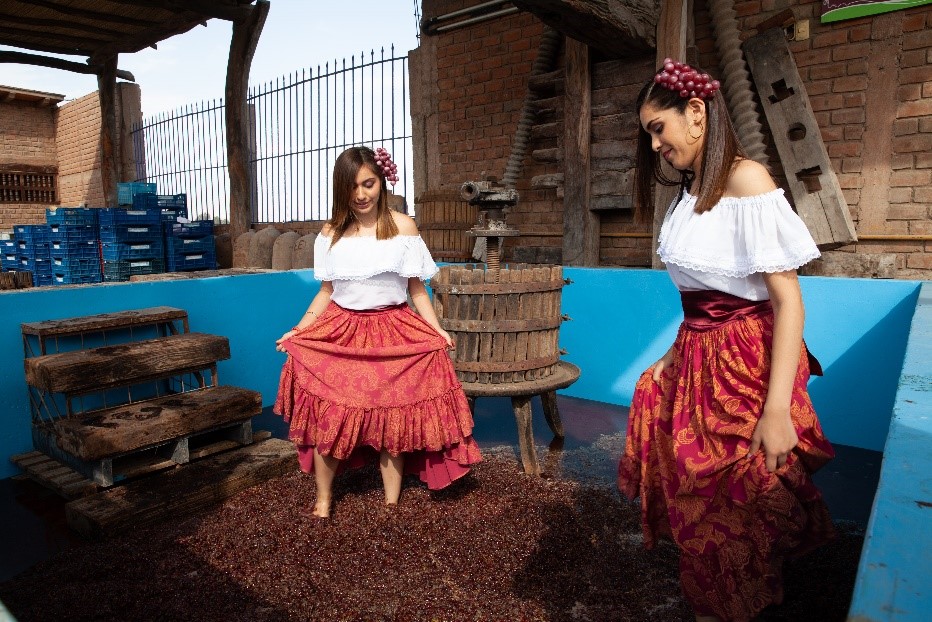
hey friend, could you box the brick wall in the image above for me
[0,99,58,229]
[421,0,931,278]
[56,91,106,208]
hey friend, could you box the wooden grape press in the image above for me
[429,181,580,475]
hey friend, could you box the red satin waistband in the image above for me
[680,290,773,330]
[679,290,822,376]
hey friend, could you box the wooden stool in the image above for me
[460,361,580,475]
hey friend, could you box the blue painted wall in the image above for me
[848,282,932,621]
[0,269,921,480]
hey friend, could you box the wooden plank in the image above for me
[12,450,98,499]
[65,438,297,539]
[465,267,482,383]
[21,306,188,339]
[853,12,902,234]
[652,0,689,268]
[743,28,857,249]
[24,332,230,394]
[478,267,495,384]
[51,385,262,461]
[562,37,599,266]
[490,268,510,384]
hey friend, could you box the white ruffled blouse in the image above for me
[657,188,820,301]
[313,232,438,310]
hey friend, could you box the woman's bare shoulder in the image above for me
[391,210,418,235]
[724,159,778,198]
[320,222,333,236]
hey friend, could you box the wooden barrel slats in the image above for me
[416,199,477,263]
[432,263,565,385]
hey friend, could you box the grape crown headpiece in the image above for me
[374,147,398,187]
[654,58,721,99]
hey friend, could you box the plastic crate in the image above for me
[165,234,215,256]
[100,224,162,243]
[51,254,101,272]
[45,207,99,227]
[102,258,165,282]
[134,193,189,222]
[50,238,98,257]
[98,207,161,227]
[18,255,52,274]
[2,253,18,270]
[52,272,103,286]
[16,239,50,257]
[101,238,164,261]
[117,182,157,206]
[164,221,214,238]
[166,249,217,272]
[14,224,51,243]
[33,272,54,287]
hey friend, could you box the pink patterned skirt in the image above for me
[617,290,835,621]
[274,301,481,489]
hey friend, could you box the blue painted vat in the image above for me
[0,269,927,619]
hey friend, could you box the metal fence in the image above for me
[132,46,412,223]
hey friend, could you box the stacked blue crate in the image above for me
[164,220,217,272]
[46,208,101,285]
[13,224,52,286]
[134,192,188,224]
[99,207,165,281]
[117,182,157,206]
[1,237,16,272]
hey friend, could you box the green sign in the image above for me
[822,0,932,23]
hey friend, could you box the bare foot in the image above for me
[309,498,331,519]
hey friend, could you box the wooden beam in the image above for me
[11,0,159,28]
[97,55,120,208]
[0,51,135,81]
[651,0,689,268]
[226,0,269,239]
[744,28,857,249]
[562,37,599,266]
[855,11,903,234]
[0,10,125,37]
[91,14,211,57]
[107,0,254,22]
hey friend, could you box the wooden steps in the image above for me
[65,437,297,539]
[24,332,230,395]
[47,385,261,461]
[21,306,189,341]
[15,306,292,536]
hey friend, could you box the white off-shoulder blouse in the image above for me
[657,188,820,301]
[313,232,438,310]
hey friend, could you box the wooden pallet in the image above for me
[11,431,275,501]
[65,437,297,539]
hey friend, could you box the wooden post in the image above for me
[562,37,598,266]
[96,54,119,208]
[856,11,903,235]
[651,0,690,268]
[225,0,269,240]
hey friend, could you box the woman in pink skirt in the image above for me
[274,146,481,518]
[617,61,835,621]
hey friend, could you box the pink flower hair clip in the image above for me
[654,58,721,99]
[374,147,399,187]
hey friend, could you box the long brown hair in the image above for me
[327,146,399,246]
[633,65,747,220]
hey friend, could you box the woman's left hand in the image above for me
[437,328,455,349]
[749,404,799,472]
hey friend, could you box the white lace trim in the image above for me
[314,233,438,282]
[657,188,820,278]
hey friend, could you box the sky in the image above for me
[0,1,422,118]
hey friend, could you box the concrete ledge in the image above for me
[848,281,932,621]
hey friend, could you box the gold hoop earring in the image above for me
[686,123,704,144]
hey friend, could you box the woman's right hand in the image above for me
[275,330,297,352]
[650,347,675,382]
